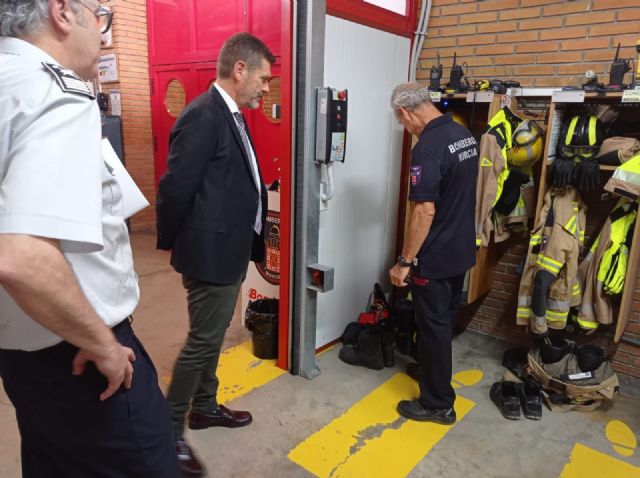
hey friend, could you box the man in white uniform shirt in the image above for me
[0,1,178,476]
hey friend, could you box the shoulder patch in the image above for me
[480,157,493,167]
[410,165,422,186]
[42,62,95,99]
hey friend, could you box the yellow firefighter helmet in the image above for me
[450,111,468,129]
[508,119,544,167]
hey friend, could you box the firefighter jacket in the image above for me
[605,151,640,201]
[577,200,637,331]
[475,107,529,247]
[517,186,586,334]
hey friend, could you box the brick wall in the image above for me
[421,0,640,384]
[101,0,155,232]
[418,0,639,88]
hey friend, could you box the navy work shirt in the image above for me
[409,113,478,279]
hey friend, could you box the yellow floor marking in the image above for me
[452,369,483,388]
[558,443,640,478]
[605,420,637,457]
[217,340,286,404]
[288,372,475,478]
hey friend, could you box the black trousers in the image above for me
[410,273,465,410]
[0,320,180,478]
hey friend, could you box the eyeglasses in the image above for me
[78,0,113,34]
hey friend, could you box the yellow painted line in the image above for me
[558,443,640,478]
[288,372,475,478]
[452,369,483,388]
[217,340,286,404]
[605,420,637,457]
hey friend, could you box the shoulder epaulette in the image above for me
[42,62,95,99]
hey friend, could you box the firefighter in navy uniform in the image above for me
[389,83,478,425]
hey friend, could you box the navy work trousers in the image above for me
[0,320,180,478]
[410,273,465,410]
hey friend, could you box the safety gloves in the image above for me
[601,244,628,295]
[550,156,575,188]
[574,157,600,193]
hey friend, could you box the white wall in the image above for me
[316,16,410,347]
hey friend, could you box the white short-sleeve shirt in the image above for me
[0,38,139,351]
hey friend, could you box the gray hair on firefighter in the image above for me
[390,82,432,111]
[0,0,50,37]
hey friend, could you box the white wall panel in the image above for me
[316,16,410,347]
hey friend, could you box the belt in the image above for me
[112,315,133,333]
[0,315,136,380]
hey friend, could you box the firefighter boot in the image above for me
[338,328,384,370]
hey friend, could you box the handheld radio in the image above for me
[429,53,443,91]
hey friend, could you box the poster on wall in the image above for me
[241,190,280,321]
[98,53,118,83]
[109,90,121,116]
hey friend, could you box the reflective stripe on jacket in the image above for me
[517,186,586,334]
[605,151,640,201]
[475,107,529,247]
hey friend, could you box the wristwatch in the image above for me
[396,255,416,268]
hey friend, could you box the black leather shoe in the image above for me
[397,400,456,424]
[518,381,543,420]
[188,405,252,430]
[175,439,205,477]
[490,381,521,420]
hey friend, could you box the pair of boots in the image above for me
[339,325,395,370]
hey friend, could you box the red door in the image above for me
[147,0,291,369]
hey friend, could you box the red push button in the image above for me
[338,90,347,100]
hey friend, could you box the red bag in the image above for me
[357,283,390,325]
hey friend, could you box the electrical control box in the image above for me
[315,87,348,163]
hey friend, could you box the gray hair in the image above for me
[390,82,432,111]
[0,0,51,37]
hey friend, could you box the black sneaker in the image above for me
[397,399,456,425]
[489,381,521,420]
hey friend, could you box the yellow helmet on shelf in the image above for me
[507,119,544,167]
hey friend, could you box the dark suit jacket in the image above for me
[156,87,267,285]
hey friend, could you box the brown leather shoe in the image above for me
[175,439,205,477]
[188,405,253,430]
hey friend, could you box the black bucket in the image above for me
[245,298,278,359]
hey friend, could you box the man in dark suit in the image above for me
[156,33,275,477]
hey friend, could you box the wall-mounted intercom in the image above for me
[315,87,348,164]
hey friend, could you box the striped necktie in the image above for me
[233,112,262,234]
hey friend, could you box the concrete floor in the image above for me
[1,231,639,477]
